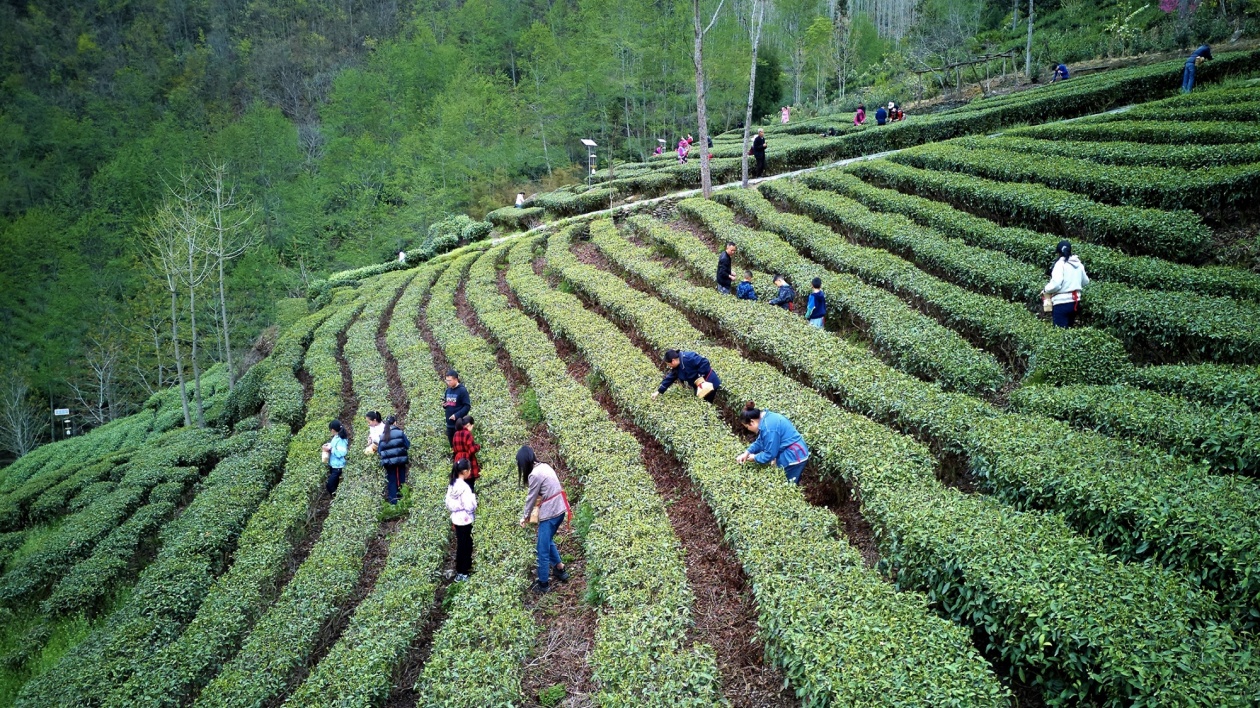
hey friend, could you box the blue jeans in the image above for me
[1051,301,1079,329]
[784,460,806,485]
[809,317,824,329]
[536,514,564,584]
[1182,61,1196,93]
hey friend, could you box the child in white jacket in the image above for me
[1044,240,1089,328]
[446,459,477,581]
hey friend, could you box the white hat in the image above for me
[888,102,895,109]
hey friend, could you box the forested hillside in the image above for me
[1,0,1256,461]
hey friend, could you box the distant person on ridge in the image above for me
[1043,240,1089,329]
[377,415,411,505]
[805,277,827,328]
[769,274,796,311]
[736,270,758,300]
[875,104,888,126]
[1182,44,1213,93]
[652,349,721,403]
[854,104,866,126]
[716,241,736,294]
[750,128,767,177]
[515,192,526,208]
[1052,62,1070,82]
[678,136,691,164]
[397,250,406,264]
[736,402,811,485]
[442,369,471,444]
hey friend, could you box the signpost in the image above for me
[580,139,597,187]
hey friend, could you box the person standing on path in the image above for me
[781,106,791,124]
[324,420,350,495]
[805,277,827,328]
[517,445,571,594]
[750,129,767,178]
[446,458,477,582]
[1043,240,1089,329]
[451,415,481,493]
[442,369,471,444]
[377,415,411,505]
[716,241,736,294]
[736,402,811,485]
[653,349,721,403]
[1182,44,1213,93]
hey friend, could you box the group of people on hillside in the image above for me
[851,101,905,127]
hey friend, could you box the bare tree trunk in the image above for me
[0,378,45,458]
[1012,0,1018,30]
[187,245,205,428]
[213,191,234,392]
[170,288,192,426]
[1026,0,1034,82]
[741,0,765,189]
[693,0,725,199]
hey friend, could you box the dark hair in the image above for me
[811,277,822,289]
[663,349,681,363]
[329,420,348,439]
[858,104,865,110]
[743,269,753,279]
[456,415,474,429]
[364,411,382,423]
[725,241,736,249]
[445,369,460,381]
[382,414,397,443]
[451,457,471,485]
[773,273,786,284]
[1056,240,1072,260]
[740,401,762,425]
[516,445,537,487]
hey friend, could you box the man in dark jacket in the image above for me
[652,349,721,403]
[875,105,888,126]
[716,242,736,294]
[377,418,411,504]
[750,129,767,177]
[769,274,796,311]
[443,369,471,444]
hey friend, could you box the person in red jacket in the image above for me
[450,415,481,492]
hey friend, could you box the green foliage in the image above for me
[1011,383,1260,475]
[514,229,1009,706]
[1131,363,1260,411]
[976,134,1260,169]
[1010,118,1260,144]
[538,684,566,707]
[894,140,1260,217]
[517,388,544,428]
[487,206,544,231]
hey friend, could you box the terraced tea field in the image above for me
[2,55,1259,708]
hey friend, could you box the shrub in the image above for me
[820,164,1260,302]
[1008,119,1260,145]
[1010,383,1260,475]
[849,159,1212,264]
[975,135,1260,169]
[1131,363,1260,411]
[486,205,543,231]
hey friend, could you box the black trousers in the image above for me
[753,152,766,177]
[446,426,457,445]
[454,522,474,575]
[326,465,343,495]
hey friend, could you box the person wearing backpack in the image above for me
[450,415,481,493]
[769,274,796,311]
[805,277,827,328]
[1043,239,1090,329]
[652,349,721,403]
[442,369,471,444]
[324,420,350,496]
[377,415,411,505]
[517,445,571,594]
[446,458,477,582]
[736,402,811,485]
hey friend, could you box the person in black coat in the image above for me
[750,129,767,177]
[442,369,471,444]
[377,415,411,504]
[716,242,736,294]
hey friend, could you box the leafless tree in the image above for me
[741,0,767,188]
[693,0,727,199]
[145,195,193,427]
[69,337,123,427]
[202,160,259,391]
[0,377,45,459]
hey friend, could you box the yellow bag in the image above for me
[695,377,715,398]
[363,442,378,456]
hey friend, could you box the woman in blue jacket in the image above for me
[652,349,721,403]
[376,415,411,505]
[736,402,810,484]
